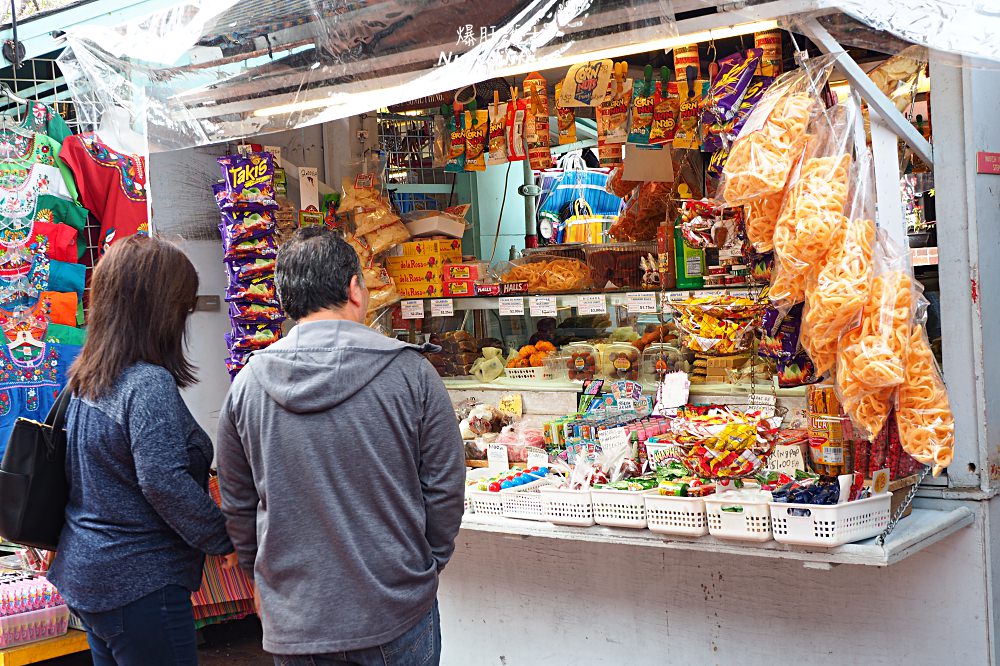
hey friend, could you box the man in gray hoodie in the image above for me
[216,227,466,665]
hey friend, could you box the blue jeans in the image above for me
[73,585,198,666]
[273,601,441,666]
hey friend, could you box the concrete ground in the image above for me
[41,616,272,665]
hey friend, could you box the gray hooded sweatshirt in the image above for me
[215,319,465,656]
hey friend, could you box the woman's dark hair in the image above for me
[69,236,199,400]
[276,227,361,320]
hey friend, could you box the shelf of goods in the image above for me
[0,630,89,666]
[460,504,973,568]
[411,288,754,311]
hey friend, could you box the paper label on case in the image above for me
[526,447,549,469]
[597,427,630,453]
[401,300,424,319]
[529,296,557,317]
[770,444,806,475]
[430,299,454,317]
[499,297,525,316]
[487,443,509,471]
[653,371,690,414]
[627,292,657,313]
[577,294,607,315]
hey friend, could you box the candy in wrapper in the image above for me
[222,232,278,262]
[217,153,278,211]
[227,257,276,281]
[229,301,285,324]
[225,278,277,305]
[220,209,276,243]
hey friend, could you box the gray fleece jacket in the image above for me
[215,320,465,656]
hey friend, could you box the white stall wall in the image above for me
[149,125,327,440]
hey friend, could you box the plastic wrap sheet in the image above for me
[57,0,678,151]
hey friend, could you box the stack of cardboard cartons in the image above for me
[442,261,487,297]
[387,239,461,298]
[696,353,751,384]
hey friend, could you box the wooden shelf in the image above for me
[0,630,89,666]
[461,506,974,567]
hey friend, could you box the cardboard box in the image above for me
[401,239,462,260]
[705,354,751,369]
[389,269,443,286]
[387,255,447,271]
[396,282,443,298]
[443,262,486,282]
[443,280,476,297]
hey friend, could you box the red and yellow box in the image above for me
[442,280,476,297]
[401,239,462,261]
[442,261,485,281]
[396,281,443,298]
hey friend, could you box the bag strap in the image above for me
[44,388,72,433]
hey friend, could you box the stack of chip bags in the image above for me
[214,152,285,381]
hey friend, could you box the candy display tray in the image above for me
[539,487,595,527]
[704,493,773,542]
[590,488,649,529]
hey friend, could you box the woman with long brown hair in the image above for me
[47,236,235,666]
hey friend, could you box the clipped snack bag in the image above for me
[649,78,679,146]
[524,73,553,170]
[555,82,577,145]
[222,233,278,263]
[217,152,278,211]
[671,74,706,150]
[719,53,837,205]
[628,74,656,144]
[896,324,954,475]
[488,100,509,164]
[226,277,278,305]
[363,218,411,256]
[596,65,632,166]
[444,107,467,173]
[464,109,488,172]
[226,324,282,355]
[506,96,528,162]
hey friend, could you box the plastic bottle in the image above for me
[674,225,705,289]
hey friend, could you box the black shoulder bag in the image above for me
[0,389,72,551]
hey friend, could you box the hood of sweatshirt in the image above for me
[247,319,436,414]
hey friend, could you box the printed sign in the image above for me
[529,296,557,317]
[400,300,424,319]
[769,444,806,475]
[526,447,549,469]
[577,294,607,315]
[499,297,525,316]
[430,299,454,317]
[977,151,1000,174]
[626,292,657,313]
[487,443,509,471]
[560,59,614,107]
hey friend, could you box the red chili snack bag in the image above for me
[649,81,679,146]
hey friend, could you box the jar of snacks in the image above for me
[604,342,641,381]
[564,343,599,382]
[641,343,692,383]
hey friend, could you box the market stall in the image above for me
[3,0,1000,663]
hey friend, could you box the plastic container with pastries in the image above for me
[603,342,642,381]
[563,342,600,382]
[641,343,693,383]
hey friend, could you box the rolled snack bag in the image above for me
[896,324,954,475]
[524,72,553,170]
[555,82,577,145]
[229,301,285,324]
[464,109,488,172]
[444,107,466,173]
[702,49,762,127]
[220,209,276,243]
[649,80,679,145]
[488,102,509,164]
[719,52,837,206]
[217,153,278,211]
[225,277,278,305]
[222,233,278,263]
[506,97,528,162]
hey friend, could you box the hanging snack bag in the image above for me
[555,82,578,145]
[217,153,278,211]
[444,107,467,173]
[597,71,632,166]
[524,73,553,170]
[363,218,411,256]
[489,102,509,164]
[220,209,276,244]
[649,80,679,145]
[226,277,278,305]
[708,76,776,183]
[719,52,837,206]
[432,114,450,168]
[702,49,762,128]
[464,109,489,172]
[628,77,655,144]
[755,29,784,78]
[229,301,285,324]
[506,95,528,162]
[672,75,706,150]
[222,233,279,263]
[896,323,955,475]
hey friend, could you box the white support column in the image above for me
[869,111,907,245]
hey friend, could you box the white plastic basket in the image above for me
[467,489,504,516]
[590,488,649,529]
[539,487,595,526]
[704,492,773,542]
[504,366,553,381]
[769,492,892,547]
[501,479,551,521]
[643,491,709,536]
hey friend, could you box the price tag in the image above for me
[526,447,549,469]
[487,443,510,471]
[870,468,891,495]
[577,294,607,315]
[626,292,657,313]
[430,299,454,317]
[747,393,777,418]
[400,300,424,319]
[769,444,806,475]
[497,393,523,417]
[597,427,630,453]
[529,296,557,317]
[499,297,525,316]
[653,371,690,415]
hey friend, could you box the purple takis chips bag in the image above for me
[702,49,762,126]
[727,75,774,138]
[760,303,804,360]
[226,256,276,281]
[777,352,819,388]
[229,301,285,324]
[221,209,276,243]
[226,324,282,355]
[223,233,278,262]
[225,277,278,305]
[218,152,278,211]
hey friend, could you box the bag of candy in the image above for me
[719,53,837,206]
[217,152,278,211]
[225,277,278,305]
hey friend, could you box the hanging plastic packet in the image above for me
[226,324,282,355]
[672,69,706,150]
[524,72,553,170]
[221,232,278,263]
[597,69,632,167]
[217,152,278,211]
[755,29,783,77]
[506,94,528,162]
[432,113,449,168]
[702,49,762,130]
[363,218,411,256]
[444,106,466,173]
[464,109,488,172]
[226,256,276,281]
[719,52,838,207]
[229,301,285,324]
[649,77,679,145]
[554,81,577,145]
[896,321,954,475]
[220,209,276,244]
[225,277,277,305]
[707,75,776,178]
[628,69,656,145]
[489,100,509,164]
